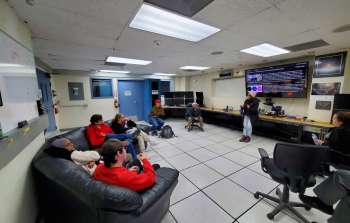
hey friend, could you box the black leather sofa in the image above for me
[32,127,179,223]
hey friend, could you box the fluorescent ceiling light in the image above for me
[99,70,130,74]
[106,56,152,65]
[180,66,210,71]
[153,73,176,76]
[0,63,24,67]
[129,3,220,42]
[240,43,290,57]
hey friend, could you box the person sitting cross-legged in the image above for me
[86,114,138,160]
[149,99,165,135]
[93,139,156,192]
[187,102,204,131]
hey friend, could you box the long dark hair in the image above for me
[90,114,103,124]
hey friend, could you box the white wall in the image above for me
[0,133,45,223]
[52,73,118,129]
[0,1,45,223]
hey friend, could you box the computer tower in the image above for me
[196,92,204,106]
[184,91,194,105]
[174,92,185,106]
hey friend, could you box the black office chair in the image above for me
[254,143,326,223]
[185,104,202,131]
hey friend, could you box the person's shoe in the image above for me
[152,164,160,171]
[239,136,247,142]
[299,194,334,215]
[244,136,251,143]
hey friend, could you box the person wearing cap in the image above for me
[187,102,204,130]
[93,139,156,192]
[45,138,100,175]
[149,99,165,135]
[86,114,138,160]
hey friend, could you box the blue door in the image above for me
[36,69,57,132]
[118,80,145,121]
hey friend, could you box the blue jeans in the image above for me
[106,133,137,160]
[243,115,252,137]
[149,116,165,131]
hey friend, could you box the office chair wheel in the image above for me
[267,213,275,220]
[254,192,260,199]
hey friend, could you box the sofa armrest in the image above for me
[137,167,179,215]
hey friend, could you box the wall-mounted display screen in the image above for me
[314,52,347,78]
[245,62,309,98]
[311,82,341,95]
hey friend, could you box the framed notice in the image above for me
[315,101,332,110]
[68,82,84,100]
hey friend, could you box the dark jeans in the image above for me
[149,116,164,131]
[106,133,137,160]
[314,170,350,223]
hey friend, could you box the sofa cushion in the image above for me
[136,167,179,215]
[33,153,143,212]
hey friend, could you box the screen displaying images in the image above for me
[245,62,308,98]
[314,52,347,78]
[311,82,341,95]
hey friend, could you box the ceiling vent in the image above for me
[144,0,215,17]
[285,39,329,52]
[333,24,350,33]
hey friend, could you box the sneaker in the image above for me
[299,194,334,215]
[152,164,160,171]
[239,136,247,142]
[244,136,251,143]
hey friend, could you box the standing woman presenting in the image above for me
[239,92,260,143]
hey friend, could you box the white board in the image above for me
[214,77,246,98]
[0,30,38,133]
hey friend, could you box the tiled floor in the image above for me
[148,119,330,223]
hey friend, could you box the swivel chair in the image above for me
[185,104,202,132]
[255,143,326,223]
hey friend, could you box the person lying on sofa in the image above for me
[111,113,150,153]
[86,114,138,160]
[45,138,100,175]
[93,139,156,192]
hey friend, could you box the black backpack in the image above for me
[159,125,175,138]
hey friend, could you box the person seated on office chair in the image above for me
[149,99,165,135]
[86,114,138,160]
[111,113,150,153]
[45,138,100,175]
[239,92,260,143]
[313,111,350,155]
[186,102,204,131]
[299,169,350,223]
[93,139,157,192]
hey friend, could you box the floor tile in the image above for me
[174,141,201,152]
[207,135,230,143]
[192,138,216,147]
[247,161,271,179]
[229,168,279,194]
[223,151,258,166]
[170,174,199,205]
[182,164,223,189]
[156,159,174,168]
[188,148,219,162]
[170,192,234,223]
[205,143,233,155]
[204,178,259,218]
[221,140,250,150]
[239,145,263,158]
[205,157,243,176]
[237,200,297,223]
[147,150,163,162]
[160,212,177,223]
[166,153,200,170]
[154,145,184,158]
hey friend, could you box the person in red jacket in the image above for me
[86,114,137,160]
[93,139,156,192]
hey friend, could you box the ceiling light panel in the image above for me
[153,73,176,76]
[240,43,290,57]
[106,56,152,65]
[180,66,210,70]
[99,70,130,73]
[129,3,220,42]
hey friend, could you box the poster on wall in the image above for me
[311,82,341,95]
[315,101,332,110]
[314,52,347,78]
[68,82,84,100]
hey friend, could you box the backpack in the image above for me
[159,125,175,139]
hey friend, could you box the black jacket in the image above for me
[243,97,260,124]
[327,126,350,155]
[111,122,129,134]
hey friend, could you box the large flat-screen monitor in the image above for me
[245,62,309,98]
